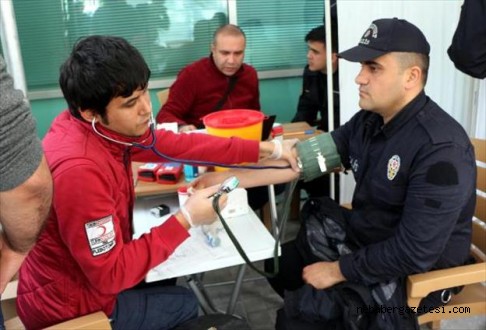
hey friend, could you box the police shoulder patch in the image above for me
[387,155,401,180]
[85,215,116,256]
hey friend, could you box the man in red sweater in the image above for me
[16,35,297,330]
[156,24,260,132]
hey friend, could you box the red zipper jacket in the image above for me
[17,111,259,329]
[156,56,260,127]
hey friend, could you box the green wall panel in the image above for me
[31,98,67,139]
[259,77,301,123]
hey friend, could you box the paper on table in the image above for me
[147,223,232,280]
[134,193,277,282]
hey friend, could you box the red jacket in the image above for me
[17,111,259,329]
[156,56,260,127]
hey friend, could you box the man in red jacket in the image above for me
[16,35,297,330]
[156,24,260,132]
[157,23,279,212]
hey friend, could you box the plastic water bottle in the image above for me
[202,223,221,247]
[183,164,198,182]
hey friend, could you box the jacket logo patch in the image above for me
[85,215,116,256]
[350,157,359,173]
[387,155,400,181]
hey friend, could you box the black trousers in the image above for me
[265,240,447,328]
[275,308,327,330]
[265,240,340,330]
[264,240,306,298]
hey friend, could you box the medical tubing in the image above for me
[274,179,298,244]
[148,143,290,170]
[212,194,280,278]
[131,125,291,170]
[93,120,291,170]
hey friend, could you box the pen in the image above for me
[283,129,315,137]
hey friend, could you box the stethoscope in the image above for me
[93,115,291,276]
[91,115,290,170]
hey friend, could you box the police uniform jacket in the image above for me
[331,91,476,285]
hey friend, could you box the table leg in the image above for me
[185,275,219,314]
[226,264,246,314]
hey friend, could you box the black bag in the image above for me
[175,314,251,330]
[289,197,419,330]
[284,282,375,330]
[295,196,355,265]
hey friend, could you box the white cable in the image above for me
[92,118,132,146]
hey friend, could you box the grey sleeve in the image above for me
[0,56,43,191]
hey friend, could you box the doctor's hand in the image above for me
[175,185,228,229]
[280,138,299,171]
[259,139,299,172]
[302,261,346,290]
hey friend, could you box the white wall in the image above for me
[476,80,486,138]
[336,0,479,203]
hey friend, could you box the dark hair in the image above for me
[305,23,338,51]
[59,35,151,120]
[212,24,246,45]
[395,52,430,86]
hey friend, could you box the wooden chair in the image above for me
[1,279,111,330]
[407,137,486,329]
[156,89,170,108]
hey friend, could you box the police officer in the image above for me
[278,17,476,328]
[195,18,477,329]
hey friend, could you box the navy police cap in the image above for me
[338,18,430,62]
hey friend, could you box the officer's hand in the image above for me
[302,261,345,290]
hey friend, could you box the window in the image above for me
[237,0,323,71]
[10,0,323,97]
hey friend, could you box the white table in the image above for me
[133,192,279,314]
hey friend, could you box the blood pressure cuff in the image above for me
[296,133,341,182]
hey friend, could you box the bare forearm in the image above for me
[235,160,299,187]
[0,156,52,252]
[195,160,299,189]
